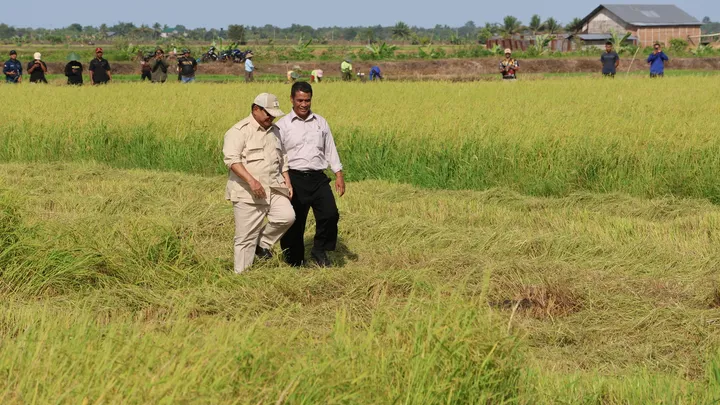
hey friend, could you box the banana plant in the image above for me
[609,29,632,53]
[365,42,397,59]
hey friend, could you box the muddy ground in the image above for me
[44,57,720,80]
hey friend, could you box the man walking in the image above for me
[3,50,22,83]
[277,82,345,267]
[499,49,519,80]
[89,47,112,85]
[222,93,295,274]
[177,49,197,83]
[244,52,255,82]
[647,43,669,78]
[600,42,620,78]
[27,52,48,84]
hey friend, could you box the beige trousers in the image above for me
[233,191,295,274]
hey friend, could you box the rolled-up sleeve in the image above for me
[323,122,343,173]
[223,127,246,169]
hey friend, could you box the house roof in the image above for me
[583,4,701,27]
[568,33,638,41]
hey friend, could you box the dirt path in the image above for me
[43,57,720,80]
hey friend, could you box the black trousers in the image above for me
[281,170,339,266]
[141,72,152,81]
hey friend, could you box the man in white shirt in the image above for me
[244,53,255,82]
[276,82,345,267]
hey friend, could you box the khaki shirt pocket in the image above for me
[244,139,265,163]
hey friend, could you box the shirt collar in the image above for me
[289,109,315,122]
[249,115,274,133]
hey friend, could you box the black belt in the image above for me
[289,169,324,176]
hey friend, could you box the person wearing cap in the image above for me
[177,49,197,83]
[89,47,112,85]
[3,50,22,83]
[151,48,169,83]
[340,58,353,81]
[27,52,48,84]
[222,93,295,274]
[286,65,301,84]
[310,69,323,83]
[244,52,255,82]
[64,53,84,85]
[369,65,383,81]
[277,82,345,268]
[499,49,519,80]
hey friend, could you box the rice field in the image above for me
[2,77,720,403]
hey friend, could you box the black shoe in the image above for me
[311,251,332,267]
[255,246,273,260]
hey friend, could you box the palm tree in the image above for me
[544,18,562,34]
[565,18,584,34]
[501,16,522,38]
[529,14,544,35]
[392,21,411,44]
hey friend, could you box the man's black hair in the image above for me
[291,81,313,98]
[606,41,613,46]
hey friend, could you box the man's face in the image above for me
[505,53,511,59]
[96,51,103,58]
[605,44,613,52]
[252,105,275,130]
[10,54,16,60]
[291,91,312,117]
[654,45,661,52]
[183,52,190,57]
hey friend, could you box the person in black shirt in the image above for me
[600,42,620,78]
[64,52,83,85]
[27,52,48,83]
[89,47,112,85]
[177,49,197,83]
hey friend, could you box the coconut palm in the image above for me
[544,18,562,34]
[529,15,544,35]
[392,21,411,44]
[501,16,522,38]
[565,18,584,34]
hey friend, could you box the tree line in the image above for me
[1,16,718,45]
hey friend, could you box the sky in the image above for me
[3,0,718,29]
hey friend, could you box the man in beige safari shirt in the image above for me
[223,93,295,274]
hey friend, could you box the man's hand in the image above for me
[249,178,267,199]
[335,172,345,197]
[287,186,293,200]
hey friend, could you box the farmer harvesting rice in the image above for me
[277,82,345,268]
[341,58,353,81]
[222,93,295,274]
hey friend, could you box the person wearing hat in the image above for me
[177,49,197,83]
[89,47,112,85]
[369,65,383,81]
[64,52,84,85]
[499,49,519,80]
[151,48,169,83]
[310,69,323,83]
[244,52,255,82]
[286,65,301,84]
[340,58,353,81]
[3,50,22,83]
[222,93,295,274]
[27,52,48,84]
[277,82,345,268]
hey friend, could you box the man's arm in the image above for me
[88,61,95,84]
[106,61,112,80]
[661,52,669,62]
[323,122,345,197]
[41,62,47,73]
[223,129,266,199]
[615,54,620,69]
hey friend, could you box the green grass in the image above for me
[2,163,720,403]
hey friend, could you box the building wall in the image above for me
[583,9,633,33]
[636,26,702,46]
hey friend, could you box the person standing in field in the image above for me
[64,53,83,85]
[600,42,620,78]
[89,47,112,85]
[244,52,255,82]
[151,48,169,83]
[222,93,295,274]
[3,50,22,83]
[277,82,345,268]
[369,65,383,81]
[310,69,323,83]
[341,58,353,81]
[27,52,48,84]
[177,49,197,83]
[140,56,152,81]
[499,49,519,80]
[647,43,669,78]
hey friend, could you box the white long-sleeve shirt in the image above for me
[276,109,343,173]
